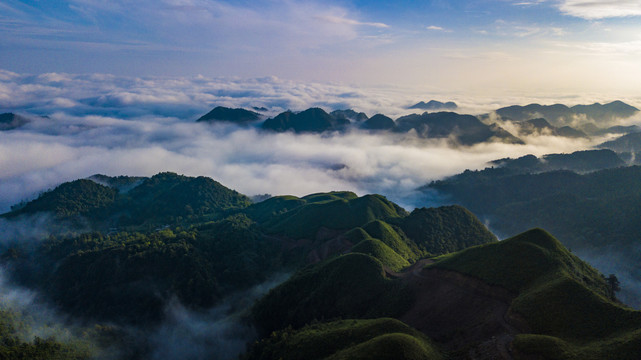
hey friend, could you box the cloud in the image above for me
[2,0,389,56]
[1,69,639,213]
[315,15,389,28]
[425,25,452,32]
[557,0,641,19]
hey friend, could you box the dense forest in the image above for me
[0,172,639,359]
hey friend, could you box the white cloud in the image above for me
[426,25,452,32]
[315,15,389,28]
[2,70,640,212]
[558,0,641,19]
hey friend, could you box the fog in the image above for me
[148,273,291,360]
[3,70,637,212]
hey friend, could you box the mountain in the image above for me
[596,125,641,135]
[426,164,641,307]
[262,108,350,133]
[251,228,640,359]
[556,125,588,138]
[330,109,368,122]
[598,132,641,153]
[488,149,624,174]
[495,103,573,124]
[517,118,587,138]
[3,172,639,359]
[408,100,457,111]
[571,101,639,121]
[3,172,252,228]
[0,112,30,130]
[245,318,443,360]
[495,101,639,127]
[361,114,395,131]
[196,106,261,124]
[395,111,523,145]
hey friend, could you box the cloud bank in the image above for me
[558,0,641,19]
[1,71,625,214]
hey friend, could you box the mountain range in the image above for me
[408,100,458,111]
[494,101,639,128]
[0,172,639,359]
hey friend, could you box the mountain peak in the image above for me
[408,100,457,111]
[196,106,261,123]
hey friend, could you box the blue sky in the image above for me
[1,0,641,94]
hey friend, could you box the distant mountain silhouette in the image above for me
[489,149,624,173]
[495,101,639,126]
[361,114,395,131]
[331,109,368,122]
[409,100,457,110]
[598,132,641,153]
[196,106,261,124]
[571,101,638,120]
[395,111,523,145]
[518,118,587,138]
[0,113,30,130]
[262,108,349,133]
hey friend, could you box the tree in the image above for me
[605,274,621,300]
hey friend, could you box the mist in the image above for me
[0,111,609,213]
[3,70,638,212]
[147,273,291,360]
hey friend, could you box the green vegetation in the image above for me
[431,229,641,359]
[362,220,421,262]
[8,179,118,219]
[252,253,412,334]
[3,172,252,229]
[426,164,641,308]
[264,194,407,239]
[245,318,442,360]
[396,205,497,255]
[0,309,92,360]
[9,214,280,323]
[351,238,410,272]
[13,173,637,359]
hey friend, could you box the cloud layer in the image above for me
[1,70,628,213]
[558,0,641,19]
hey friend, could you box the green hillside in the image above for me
[252,253,411,334]
[426,164,641,307]
[3,172,252,229]
[244,318,442,360]
[362,220,421,261]
[264,194,407,239]
[8,179,118,219]
[8,214,280,324]
[396,205,497,255]
[431,229,641,359]
[351,238,410,272]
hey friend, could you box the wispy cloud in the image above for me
[426,25,452,32]
[315,15,389,28]
[558,0,641,19]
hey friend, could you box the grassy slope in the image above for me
[431,228,641,359]
[362,220,422,261]
[244,318,442,360]
[252,253,412,334]
[396,205,497,255]
[265,194,407,239]
[351,238,410,272]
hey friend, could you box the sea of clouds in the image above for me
[2,69,637,213]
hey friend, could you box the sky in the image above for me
[2,0,641,95]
